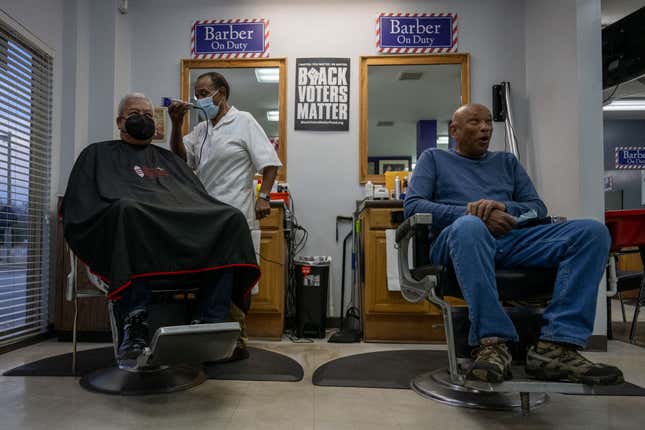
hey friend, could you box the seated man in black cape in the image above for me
[61,93,260,360]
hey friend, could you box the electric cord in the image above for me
[603,82,620,104]
[255,251,284,266]
[192,106,209,167]
[282,190,311,335]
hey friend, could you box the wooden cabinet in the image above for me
[54,199,286,340]
[246,202,287,339]
[360,201,446,343]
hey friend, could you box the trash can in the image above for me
[294,256,331,338]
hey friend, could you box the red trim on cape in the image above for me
[92,263,260,301]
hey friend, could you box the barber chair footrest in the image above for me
[80,364,207,395]
[411,368,549,411]
[140,322,241,368]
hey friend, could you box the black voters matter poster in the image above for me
[295,58,350,131]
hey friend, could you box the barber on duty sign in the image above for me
[191,18,269,58]
[377,13,458,53]
[615,147,645,169]
[295,58,350,131]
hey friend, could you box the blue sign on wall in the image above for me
[615,147,645,169]
[378,14,455,51]
[192,20,267,57]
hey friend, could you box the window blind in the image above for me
[0,19,53,348]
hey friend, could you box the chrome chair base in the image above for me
[80,364,207,395]
[411,368,549,412]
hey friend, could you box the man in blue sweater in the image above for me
[404,103,623,385]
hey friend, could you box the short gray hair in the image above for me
[117,92,154,116]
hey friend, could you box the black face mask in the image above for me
[122,114,155,140]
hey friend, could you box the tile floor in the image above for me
[2,330,645,430]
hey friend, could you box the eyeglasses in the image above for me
[121,111,154,119]
[194,89,220,100]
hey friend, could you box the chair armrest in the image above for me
[66,246,76,301]
[395,213,433,243]
[395,213,437,303]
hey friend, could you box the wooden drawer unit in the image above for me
[360,202,446,343]
[246,202,287,339]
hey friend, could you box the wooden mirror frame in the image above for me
[180,58,288,181]
[359,54,470,184]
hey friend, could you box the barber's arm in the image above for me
[256,166,278,219]
[403,151,467,230]
[245,113,282,220]
[168,101,191,162]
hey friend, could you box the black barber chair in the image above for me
[395,214,598,414]
[66,245,240,395]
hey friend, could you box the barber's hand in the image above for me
[168,101,190,125]
[255,199,271,220]
[467,199,506,221]
[484,209,517,237]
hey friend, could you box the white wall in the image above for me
[525,0,607,337]
[126,0,528,317]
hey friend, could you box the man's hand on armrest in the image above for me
[484,209,517,237]
[467,199,506,220]
[466,199,517,236]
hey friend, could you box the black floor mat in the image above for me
[312,349,645,396]
[204,347,303,381]
[3,346,303,382]
[3,346,115,377]
[313,349,446,389]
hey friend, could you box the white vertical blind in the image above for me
[0,19,53,347]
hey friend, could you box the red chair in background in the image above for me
[605,209,645,343]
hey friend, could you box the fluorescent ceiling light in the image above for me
[255,68,279,83]
[603,100,645,111]
[266,110,279,122]
[437,136,449,144]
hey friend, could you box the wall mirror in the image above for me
[181,58,287,180]
[359,54,470,184]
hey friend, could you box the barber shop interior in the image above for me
[3,0,645,428]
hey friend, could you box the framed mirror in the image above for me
[180,58,288,180]
[359,54,470,184]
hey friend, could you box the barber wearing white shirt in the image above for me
[169,71,282,360]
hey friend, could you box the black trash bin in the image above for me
[295,256,331,338]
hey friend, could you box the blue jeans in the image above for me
[429,215,611,347]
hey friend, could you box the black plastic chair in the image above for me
[395,214,599,414]
[606,248,645,343]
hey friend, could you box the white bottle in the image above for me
[365,181,374,199]
[394,176,401,200]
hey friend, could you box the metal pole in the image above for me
[503,83,520,160]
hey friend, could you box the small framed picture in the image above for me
[152,107,167,142]
[378,158,410,174]
[367,161,377,175]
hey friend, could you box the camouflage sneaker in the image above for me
[526,340,624,385]
[467,338,513,383]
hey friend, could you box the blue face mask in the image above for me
[195,90,220,120]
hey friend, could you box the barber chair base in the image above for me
[80,364,207,395]
[411,369,549,413]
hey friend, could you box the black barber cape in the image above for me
[61,140,260,310]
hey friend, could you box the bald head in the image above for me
[449,104,493,158]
